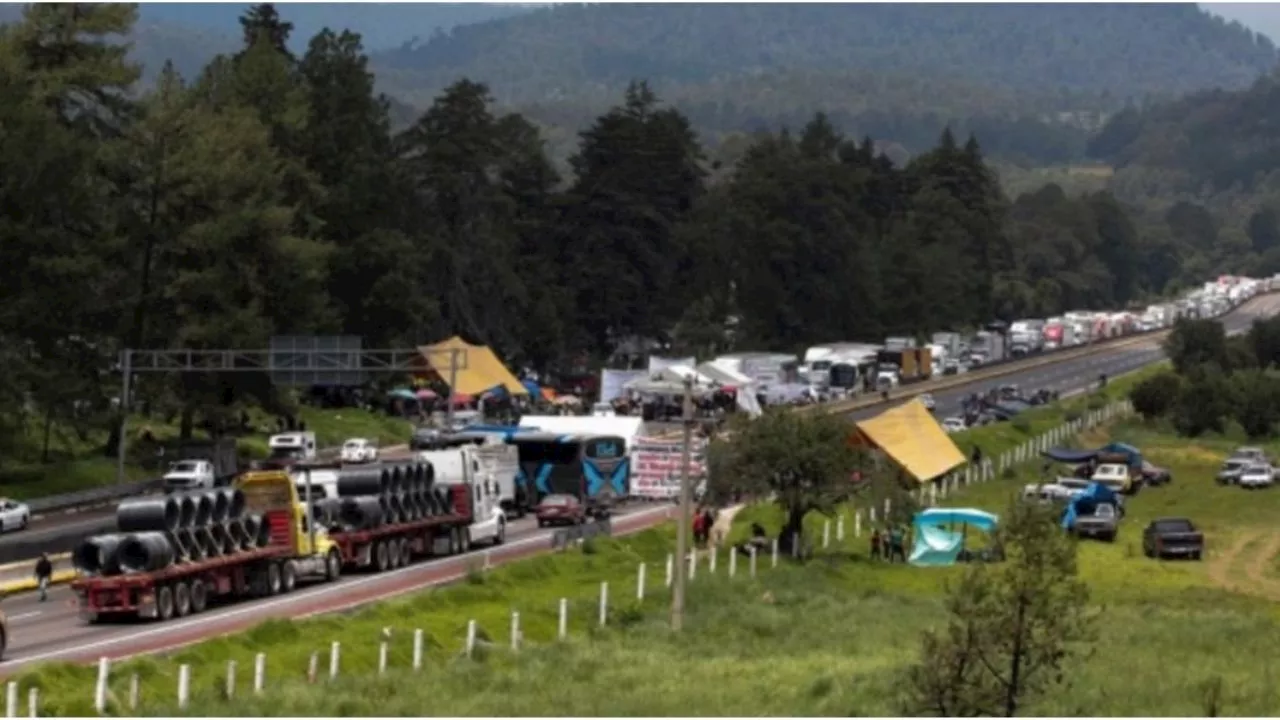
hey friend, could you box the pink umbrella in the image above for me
[416,388,437,400]
[449,393,474,406]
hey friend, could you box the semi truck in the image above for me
[71,467,500,623]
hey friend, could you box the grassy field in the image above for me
[0,406,413,502]
[95,364,1280,717]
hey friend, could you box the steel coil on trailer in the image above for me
[311,498,340,527]
[222,488,246,521]
[117,532,177,573]
[434,487,453,516]
[193,526,220,557]
[210,523,238,554]
[173,527,202,561]
[73,533,127,576]
[176,495,197,528]
[240,514,262,549]
[250,514,272,548]
[190,492,213,527]
[340,496,384,530]
[206,490,230,524]
[337,467,385,497]
[409,489,428,517]
[399,491,419,522]
[117,497,181,533]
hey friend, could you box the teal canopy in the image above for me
[909,508,999,567]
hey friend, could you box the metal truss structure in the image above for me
[115,346,469,484]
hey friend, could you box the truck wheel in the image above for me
[266,562,283,596]
[190,579,208,614]
[281,562,297,593]
[156,585,175,621]
[399,539,413,567]
[374,541,389,572]
[388,540,402,569]
[174,582,192,618]
[324,549,342,582]
[494,520,506,546]
[0,627,8,660]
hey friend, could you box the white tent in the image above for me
[517,415,645,449]
[624,365,719,396]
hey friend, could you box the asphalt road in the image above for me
[849,292,1280,423]
[0,503,673,673]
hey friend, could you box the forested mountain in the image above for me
[0,3,1262,448]
[368,3,1277,161]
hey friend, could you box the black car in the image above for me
[1143,518,1204,560]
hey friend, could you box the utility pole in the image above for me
[670,374,695,631]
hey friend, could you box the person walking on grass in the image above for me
[692,508,708,548]
[888,525,907,563]
[870,527,883,561]
[34,552,52,602]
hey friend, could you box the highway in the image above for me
[0,503,673,673]
[849,292,1280,422]
[0,293,1275,672]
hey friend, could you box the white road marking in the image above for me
[9,612,41,622]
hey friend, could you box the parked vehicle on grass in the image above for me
[1090,463,1134,494]
[339,438,379,464]
[1071,502,1118,542]
[1142,517,1204,560]
[1238,463,1275,489]
[1217,457,1251,485]
[1140,461,1172,486]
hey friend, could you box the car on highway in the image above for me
[339,438,379,464]
[941,417,966,433]
[534,494,587,527]
[919,393,936,411]
[1238,463,1275,489]
[0,499,29,533]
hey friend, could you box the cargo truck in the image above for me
[72,468,494,623]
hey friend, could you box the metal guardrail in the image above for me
[25,478,164,515]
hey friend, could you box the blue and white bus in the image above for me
[509,432,630,513]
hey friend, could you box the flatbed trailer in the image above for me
[328,484,479,572]
[71,541,336,623]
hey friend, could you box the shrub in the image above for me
[1128,370,1182,421]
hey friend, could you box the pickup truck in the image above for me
[1143,517,1204,560]
[1071,503,1118,542]
[163,438,240,491]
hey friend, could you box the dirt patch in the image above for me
[1207,529,1280,600]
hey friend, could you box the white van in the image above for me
[268,432,317,462]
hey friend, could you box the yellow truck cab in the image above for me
[235,470,342,584]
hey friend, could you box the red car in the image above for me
[535,494,586,527]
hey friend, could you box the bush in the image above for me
[1172,371,1231,437]
[1129,371,1182,421]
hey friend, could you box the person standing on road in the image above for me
[34,552,52,602]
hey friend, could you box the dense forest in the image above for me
[0,3,1261,451]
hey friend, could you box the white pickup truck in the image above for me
[162,459,219,490]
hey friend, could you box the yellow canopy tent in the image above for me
[853,398,966,483]
[417,336,527,396]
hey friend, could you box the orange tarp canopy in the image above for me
[853,398,966,483]
[418,336,527,396]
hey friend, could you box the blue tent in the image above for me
[521,379,541,397]
[909,508,1000,567]
[387,388,418,401]
[1043,447,1098,464]
[1061,482,1119,530]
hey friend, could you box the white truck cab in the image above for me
[1090,463,1132,494]
[418,444,520,518]
[163,459,217,490]
[268,432,318,463]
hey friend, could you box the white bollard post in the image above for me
[413,629,424,670]
[558,598,568,640]
[225,659,237,699]
[750,547,758,577]
[836,514,845,542]
[254,653,266,695]
[709,546,717,574]
[177,664,190,710]
[94,658,110,715]
[855,510,862,538]
[7,680,18,718]
[884,497,892,519]
[329,641,341,680]
[636,562,646,601]
[930,482,938,506]
[771,537,779,568]
[822,520,830,549]
[483,549,492,571]
[25,688,35,719]
[599,581,609,626]
[307,652,319,684]
[869,506,877,524]
[128,673,139,711]
[688,550,696,581]
[665,553,673,588]
[511,611,521,651]
[378,642,388,674]
[729,546,737,577]
[466,619,477,659]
